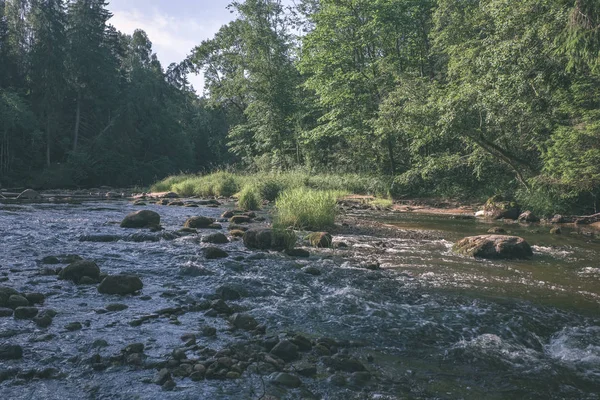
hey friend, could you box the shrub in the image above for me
[238,185,262,210]
[274,188,345,230]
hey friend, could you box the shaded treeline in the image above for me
[2,0,600,215]
[0,0,231,188]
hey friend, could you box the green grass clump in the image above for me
[151,171,391,199]
[151,174,195,192]
[274,188,346,230]
[238,185,262,210]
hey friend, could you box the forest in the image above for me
[1,0,599,216]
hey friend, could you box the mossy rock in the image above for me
[243,229,296,251]
[184,216,215,229]
[453,235,533,259]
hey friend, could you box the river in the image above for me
[0,200,599,399]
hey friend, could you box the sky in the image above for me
[106,0,237,93]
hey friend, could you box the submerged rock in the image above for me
[229,313,258,331]
[184,216,214,229]
[58,260,100,284]
[0,344,23,360]
[98,275,143,295]
[285,248,310,258]
[120,210,160,229]
[270,340,299,362]
[453,235,533,259]
[14,307,39,319]
[204,247,228,260]
[243,229,296,251]
[269,372,302,388]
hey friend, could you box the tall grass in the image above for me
[238,185,262,210]
[151,170,391,198]
[273,188,346,230]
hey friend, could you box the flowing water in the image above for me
[0,201,599,399]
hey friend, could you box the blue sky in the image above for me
[107,0,236,92]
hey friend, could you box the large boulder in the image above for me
[120,210,160,229]
[184,216,214,229]
[17,189,41,200]
[98,275,143,295]
[453,235,533,260]
[58,260,101,284]
[243,229,295,251]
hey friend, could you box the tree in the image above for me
[28,0,67,166]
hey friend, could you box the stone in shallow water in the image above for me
[269,372,302,388]
[202,233,229,244]
[120,210,160,229]
[58,260,100,284]
[0,344,23,360]
[0,307,14,317]
[184,216,214,229]
[204,247,228,259]
[453,235,533,260]
[8,295,29,308]
[229,313,258,331]
[98,275,143,295]
[270,340,299,362]
[14,307,39,319]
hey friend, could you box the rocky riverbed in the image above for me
[1,195,600,399]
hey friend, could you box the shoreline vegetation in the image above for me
[1,1,599,219]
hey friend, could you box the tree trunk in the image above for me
[386,133,396,176]
[73,91,81,152]
[46,114,51,167]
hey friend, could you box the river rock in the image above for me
[270,340,299,362]
[42,256,60,265]
[518,211,540,223]
[324,354,367,372]
[230,215,251,224]
[17,189,41,200]
[0,287,20,307]
[24,293,45,305]
[453,235,533,259]
[487,227,506,234]
[154,368,171,385]
[202,233,229,244]
[285,248,310,258]
[0,344,23,360]
[184,216,214,229]
[33,311,54,328]
[229,313,259,331]
[204,247,229,260]
[14,307,39,319]
[120,210,160,229]
[306,232,333,248]
[98,275,143,295]
[550,227,562,234]
[551,214,565,223]
[8,295,29,309]
[0,308,14,317]
[58,260,100,284]
[243,229,296,251]
[483,195,521,220]
[229,229,245,238]
[269,372,302,388]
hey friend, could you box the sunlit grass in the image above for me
[273,188,346,230]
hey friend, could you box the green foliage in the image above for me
[237,184,262,210]
[273,187,344,230]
